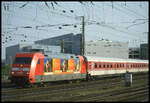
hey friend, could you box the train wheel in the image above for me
[39,82,47,87]
[86,74,92,81]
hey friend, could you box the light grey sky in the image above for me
[2,1,149,60]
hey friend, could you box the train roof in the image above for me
[85,56,148,63]
[44,53,79,59]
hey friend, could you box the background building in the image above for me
[140,43,148,60]
[128,48,140,59]
[85,40,129,59]
[34,33,82,55]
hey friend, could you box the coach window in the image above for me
[140,64,141,67]
[89,63,91,70]
[132,64,134,68]
[114,63,116,68]
[95,63,97,69]
[107,63,109,68]
[103,62,105,68]
[111,63,112,68]
[117,64,119,68]
[99,63,101,68]
[115,64,117,68]
[139,64,140,67]
[120,64,122,68]
[116,63,118,68]
[91,63,94,69]
[124,64,126,68]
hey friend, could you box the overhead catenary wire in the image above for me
[115,3,147,19]
[2,2,148,47]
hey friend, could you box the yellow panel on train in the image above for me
[53,59,61,73]
[68,59,75,72]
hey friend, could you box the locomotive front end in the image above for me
[10,53,33,86]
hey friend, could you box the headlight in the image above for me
[11,72,14,74]
[23,68,29,71]
[12,68,19,71]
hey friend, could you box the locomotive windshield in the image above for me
[14,57,32,64]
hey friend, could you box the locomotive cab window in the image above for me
[14,57,32,64]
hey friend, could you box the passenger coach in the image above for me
[86,56,148,76]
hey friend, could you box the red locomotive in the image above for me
[10,52,148,86]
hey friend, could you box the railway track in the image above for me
[78,85,148,102]
[2,76,123,101]
[1,73,148,102]
[63,79,148,102]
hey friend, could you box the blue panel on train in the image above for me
[44,58,48,64]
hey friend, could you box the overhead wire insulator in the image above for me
[74,25,77,28]
[70,10,74,13]
[62,10,66,13]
